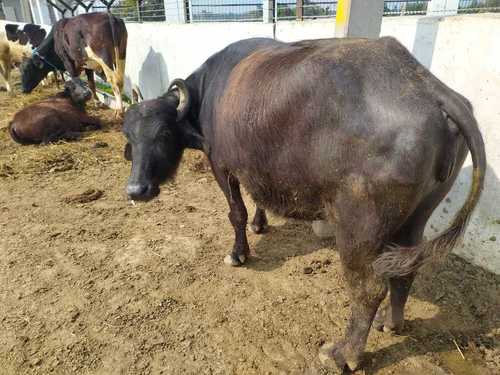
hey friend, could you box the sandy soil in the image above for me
[0,80,499,375]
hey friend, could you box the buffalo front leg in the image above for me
[211,165,250,266]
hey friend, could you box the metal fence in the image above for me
[458,0,500,13]
[383,0,430,16]
[93,0,167,22]
[276,0,337,20]
[188,0,263,22]
[38,0,500,23]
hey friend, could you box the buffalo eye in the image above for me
[124,143,132,161]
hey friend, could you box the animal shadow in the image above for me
[246,220,499,373]
[248,219,335,272]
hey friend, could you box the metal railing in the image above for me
[34,0,500,24]
[93,0,167,22]
[189,1,263,22]
[276,0,337,20]
[383,0,430,16]
[458,0,500,13]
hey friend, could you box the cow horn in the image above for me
[167,79,191,121]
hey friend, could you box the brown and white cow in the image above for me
[20,13,127,114]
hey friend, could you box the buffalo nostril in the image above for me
[127,183,148,198]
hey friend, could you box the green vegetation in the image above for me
[95,82,131,104]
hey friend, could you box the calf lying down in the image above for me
[9,80,101,144]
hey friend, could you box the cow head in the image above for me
[64,78,92,104]
[20,55,51,93]
[123,79,191,201]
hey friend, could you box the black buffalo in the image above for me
[122,37,485,372]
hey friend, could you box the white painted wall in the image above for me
[1,14,499,274]
[123,22,274,99]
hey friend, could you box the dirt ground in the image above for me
[0,79,499,375]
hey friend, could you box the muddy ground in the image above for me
[0,79,499,375]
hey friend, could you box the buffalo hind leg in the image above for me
[250,206,268,234]
[373,219,422,333]
[373,273,416,334]
[373,147,466,334]
[320,187,388,372]
[211,165,250,266]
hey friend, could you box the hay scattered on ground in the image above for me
[0,71,125,179]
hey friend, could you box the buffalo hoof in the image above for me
[250,222,269,234]
[223,253,246,266]
[312,220,336,239]
[319,341,359,374]
[373,306,404,334]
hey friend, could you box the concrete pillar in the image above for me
[296,0,303,20]
[28,0,52,25]
[164,0,187,23]
[427,0,459,16]
[335,0,384,38]
[263,0,274,23]
[39,0,53,24]
[20,0,34,22]
[29,0,41,23]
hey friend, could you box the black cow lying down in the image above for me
[122,37,485,371]
[9,80,100,144]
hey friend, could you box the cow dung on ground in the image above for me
[62,188,104,204]
[0,73,499,375]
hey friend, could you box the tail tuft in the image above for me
[373,219,467,278]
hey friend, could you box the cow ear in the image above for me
[32,55,44,69]
[124,143,132,161]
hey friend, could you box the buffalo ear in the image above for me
[124,143,132,161]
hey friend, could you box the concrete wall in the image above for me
[124,22,274,99]
[1,14,499,274]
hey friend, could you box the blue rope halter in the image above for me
[32,48,64,74]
